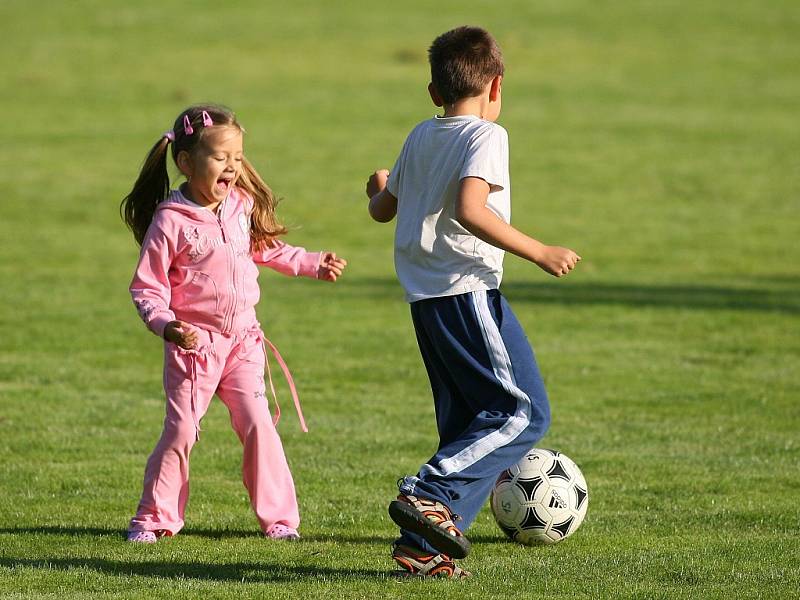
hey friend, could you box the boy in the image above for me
[366,26,580,578]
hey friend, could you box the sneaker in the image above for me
[265,524,300,541]
[391,543,471,579]
[388,494,471,559]
[126,530,158,544]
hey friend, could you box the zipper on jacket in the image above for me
[217,198,237,335]
[224,243,237,334]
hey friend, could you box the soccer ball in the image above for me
[490,448,588,545]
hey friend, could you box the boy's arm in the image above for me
[366,169,397,222]
[456,177,581,277]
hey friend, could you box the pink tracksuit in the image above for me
[128,187,321,536]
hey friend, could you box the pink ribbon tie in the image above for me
[260,335,308,433]
[189,355,201,440]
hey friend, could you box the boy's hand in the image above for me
[318,252,347,282]
[164,320,200,349]
[534,245,582,277]
[366,169,389,198]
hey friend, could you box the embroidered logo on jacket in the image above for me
[183,219,250,262]
[134,299,157,323]
[183,225,199,243]
[182,225,220,262]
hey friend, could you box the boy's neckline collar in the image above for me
[434,114,481,121]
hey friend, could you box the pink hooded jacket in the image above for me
[131,187,321,338]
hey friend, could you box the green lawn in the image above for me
[1,1,798,598]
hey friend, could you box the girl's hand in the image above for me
[535,245,581,277]
[318,252,347,282]
[366,169,389,198]
[164,320,200,349]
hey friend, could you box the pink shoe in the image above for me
[127,530,158,543]
[265,524,300,541]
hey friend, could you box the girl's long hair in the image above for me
[120,136,171,246]
[121,104,287,250]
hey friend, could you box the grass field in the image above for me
[1,0,799,598]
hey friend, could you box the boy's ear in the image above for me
[176,150,193,178]
[489,75,503,102]
[428,82,444,107]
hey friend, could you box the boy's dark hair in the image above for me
[428,26,504,104]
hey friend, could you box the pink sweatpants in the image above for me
[129,324,299,535]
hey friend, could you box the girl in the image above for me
[121,104,346,543]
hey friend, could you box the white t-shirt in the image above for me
[387,115,511,303]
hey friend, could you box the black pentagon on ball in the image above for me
[515,476,544,501]
[546,459,571,481]
[575,485,588,510]
[550,516,575,538]
[520,506,548,530]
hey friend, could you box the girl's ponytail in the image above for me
[121,134,173,246]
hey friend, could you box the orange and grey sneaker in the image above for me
[391,543,471,579]
[388,494,471,559]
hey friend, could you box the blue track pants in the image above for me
[397,289,550,553]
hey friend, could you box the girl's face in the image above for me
[178,125,244,207]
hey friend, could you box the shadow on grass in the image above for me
[334,277,800,314]
[501,281,800,314]
[0,526,394,545]
[468,534,522,545]
[0,526,124,537]
[0,557,387,582]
